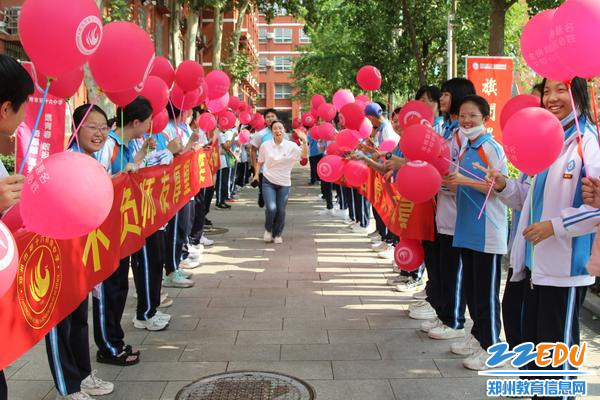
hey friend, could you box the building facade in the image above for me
[256,13,308,126]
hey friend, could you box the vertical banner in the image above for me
[15,62,66,175]
[466,56,514,143]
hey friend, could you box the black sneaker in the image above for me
[258,195,264,208]
[216,203,229,209]
[205,219,213,226]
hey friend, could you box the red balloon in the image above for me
[394,239,424,272]
[228,96,241,110]
[356,65,382,91]
[151,109,169,133]
[317,155,345,182]
[317,103,337,122]
[319,122,337,141]
[207,92,229,113]
[503,107,563,175]
[37,66,84,99]
[239,111,252,125]
[400,124,441,162]
[198,113,217,132]
[89,21,155,93]
[429,138,450,176]
[326,142,341,156]
[238,102,251,113]
[310,125,322,140]
[105,88,138,107]
[141,76,169,116]
[340,103,365,130]
[170,85,200,111]
[395,161,441,203]
[356,95,370,103]
[205,70,231,99]
[300,158,308,166]
[302,113,316,127]
[0,220,19,299]
[311,94,326,110]
[175,60,204,92]
[218,111,237,131]
[150,56,175,88]
[292,117,302,129]
[336,129,360,152]
[500,94,540,131]
[398,100,434,130]
[19,0,102,77]
[1,203,23,232]
[343,160,369,187]
[196,79,208,106]
[251,113,266,130]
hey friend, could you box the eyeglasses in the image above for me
[458,114,483,120]
[82,125,109,134]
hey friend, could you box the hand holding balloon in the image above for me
[168,138,184,156]
[582,177,600,208]
[0,175,25,213]
[383,156,406,173]
[472,162,507,192]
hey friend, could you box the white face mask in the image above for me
[459,125,486,141]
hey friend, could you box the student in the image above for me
[250,109,279,208]
[254,120,308,243]
[45,104,114,400]
[444,95,508,370]
[307,128,323,185]
[0,54,32,400]
[214,118,237,209]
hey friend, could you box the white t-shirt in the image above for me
[258,139,302,187]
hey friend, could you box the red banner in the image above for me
[0,149,213,370]
[466,56,514,143]
[15,62,67,175]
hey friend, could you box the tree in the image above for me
[182,0,203,61]
[226,0,251,94]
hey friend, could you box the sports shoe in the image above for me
[386,275,409,286]
[463,347,493,370]
[393,277,424,292]
[420,317,443,333]
[413,289,427,300]
[154,310,172,322]
[186,251,201,261]
[371,241,387,251]
[367,230,380,238]
[215,202,230,209]
[133,315,168,331]
[273,237,283,244]
[179,257,201,269]
[177,268,192,278]
[450,334,481,356]
[408,300,429,313]
[163,271,194,288]
[80,370,114,396]
[57,391,95,400]
[264,231,273,243]
[158,296,173,308]
[188,243,205,253]
[200,235,214,246]
[408,301,437,320]
[344,217,355,225]
[428,325,465,340]
[378,246,395,260]
[205,218,213,227]
[351,224,369,234]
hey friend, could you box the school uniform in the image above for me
[454,132,508,350]
[235,143,250,188]
[215,129,235,205]
[307,132,323,184]
[320,140,335,210]
[190,129,210,244]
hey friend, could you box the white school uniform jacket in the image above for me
[506,117,600,287]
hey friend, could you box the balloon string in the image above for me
[167,98,181,140]
[529,175,535,286]
[120,111,124,173]
[66,96,100,149]
[588,80,600,143]
[458,186,499,230]
[567,82,589,177]
[442,157,487,182]
[477,153,507,220]
[65,100,80,150]
[18,78,51,174]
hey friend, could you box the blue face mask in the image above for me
[560,111,575,128]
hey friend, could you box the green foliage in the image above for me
[0,154,15,175]
[224,43,257,84]
[103,0,131,23]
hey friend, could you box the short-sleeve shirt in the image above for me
[258,139,302,187]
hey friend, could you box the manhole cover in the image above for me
[175,371,315,400]
[204,227,228,236]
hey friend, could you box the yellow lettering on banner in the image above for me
[197,152,207,184]
[374,176,383,203]
[82,229,110,272]
[173,165,182,204]
[160,172,171,214]
[183,160,191,196]
[140,177,157,228]
[390,194,414,229]
[120,187,141,245]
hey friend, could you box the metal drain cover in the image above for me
[175,371,315,400]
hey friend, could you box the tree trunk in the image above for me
[489,0,508,56]
[185,11,200,61]
[212,5,225,70]
[230,0,250,95]
[170,0,183,66]
[400,0,426,86]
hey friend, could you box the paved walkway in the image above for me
[6,168,600,399]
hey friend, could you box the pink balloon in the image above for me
[301,113,316,127]
[317,155,345,182]
[196,79,208,106]
[429,138,450,176]
[0,220,19,299]
[218,111,237,131]
[520,9,573,82]
[500,94,540,131]
[326,142,341,156]
[318,122,337,141]
[251,113,266,130]
[89,21,155,93]
[141,76,169,116]
[151,109,169,133]
[332,89,355,111]
[205,70,231,99]
[336,129,360,152]
[310,125,322,140]
[238,129,251,144]
[292,117,302,129]
[207,92,230,113]
[356,65,382,91]
[395,161,441,203]
[400,124,441,162]
[175,60,204,92]
[340,103,365,130]
[553,0,600,79]
[311,94,326,110]
[150,56,175,88]
[36,66,84,99]
[343,160,369,187]
[317,103,337,122]
[398,100,434,130]
[228,96,241,111]
[170,85,200,111]
[198,113,217,132]
[105,88,138,107]
[239,111,252,125]
[503,107,563,175]
[357,118,373,139]
[379,140,396,153]
[394,238,424,272]
[356,95,370,103]
[19,0,102,77]
[20,152,114,239]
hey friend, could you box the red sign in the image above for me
[15,62,66,175]
[466,56,514,143]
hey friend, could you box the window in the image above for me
[259,83,266,99]
[259,28,267,43]
[273,28,292,43]
[299,28,310,43]
[274,56,293,71]
[275,84,292,99]
[259,57,268,71]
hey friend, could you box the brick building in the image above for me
[256,12,308,126]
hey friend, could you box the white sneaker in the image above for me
[428,325,465,340]
[199,235,214,246]
[186,251,202,261]
[450,333,481,356]
[351,224,368,234]
[158,296,173,308]
[177,268,192,278]
[163,271,194,288]
[386,275,409,286]
[80,370,113,396]
[273,237,283,244]
[264,231,273,243]
[408,301,437,320]
[413,289,427,300]
[367,230,380,238]
[420,317,443,333]
[378,247,395,260]
[57,392,94,400]
[393,277,424,293]
[408,300,429,313]
[133,315,168,331]
[179,257,201,269]
[463,347,491,370]
[371,241,387,251]
[188,243,204,254]
[154,310,171,322]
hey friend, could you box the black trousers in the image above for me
[502,267,527,349]
[423,237,442,313]
[321,180,334,209]
[235,161,250,187]
[257,173,265,208]
[215,168,231,204]
[131,231,164,321]
[343,186,353,216]
[203,186,214,217]
[229,162,237,196]
[165,203,191,274]
[373,209,386,238]
[309,154,322,184]
[351,189,370,227]
[0,371,6,400]
[93,257,130,357]
[190,191,206,244]
[46,298,91,396]
[461,248,502,349]
[437,234,465,329]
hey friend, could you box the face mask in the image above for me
[560,111,575,128]
[459,125,486,141]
